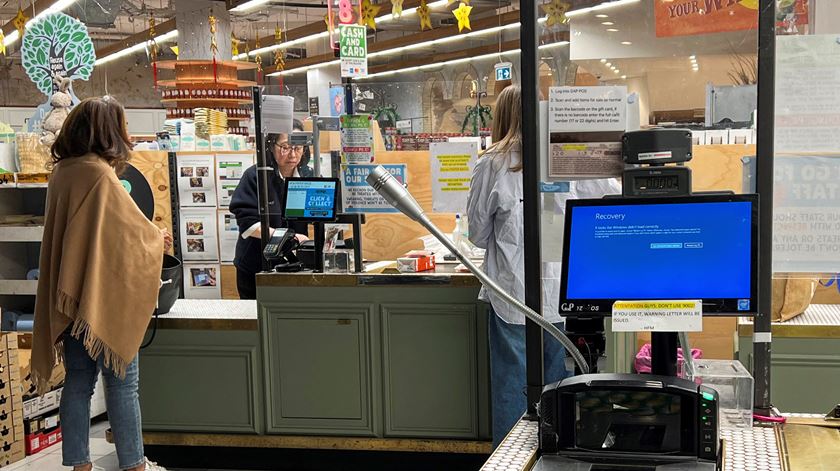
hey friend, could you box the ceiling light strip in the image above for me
[565,0,640,18]
[94,30,179,66]
[3,0,79,47]
[234,0,449,59]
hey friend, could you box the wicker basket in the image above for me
[15,133,51,174]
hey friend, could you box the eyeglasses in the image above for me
[275,143,304,154]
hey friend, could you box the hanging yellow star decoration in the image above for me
[231,33,239,56]
[543,0,570,28]
[170,45,179,57]
[275,25,282,42]
[274,49,285,71]
[453,2,472,32]
[359,0,380,30]
[0,31,6,56]
[391,0,404,18]
[13,8,29,38]
[417,0,432,30]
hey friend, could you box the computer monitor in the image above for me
[282,177,341,222]
[559,195,758,316]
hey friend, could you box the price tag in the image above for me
[0,173,14,187]
[612,300,702,332]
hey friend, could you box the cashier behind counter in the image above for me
[230,121,313,299]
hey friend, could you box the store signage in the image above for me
[396,119,412,132]
[339,24,368,78]
[654,0,757,38]
[429,141,478,213]
[309,97,320,116]
[21,13,95,96]
[340,114,374,163]
[612,300,703,332]
[494,62,512,81]
[548,86,627,133]
[341,164,405,213]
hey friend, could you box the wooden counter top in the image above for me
[256,264,481,288]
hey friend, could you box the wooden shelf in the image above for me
[156,60,259,71]
[157,79,258,88]
[0,225,44,242]
[0,280,38,295]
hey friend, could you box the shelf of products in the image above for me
[166,108,251,120]
[162,89,252,101]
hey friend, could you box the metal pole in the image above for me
[254,86,272,272]
[520,0,544,418]
[313,116,321,177]
[754,0,776,415]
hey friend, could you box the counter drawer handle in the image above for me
[337,319,352,325]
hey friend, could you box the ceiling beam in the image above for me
[94,18,177,59]
[267,9,522,74]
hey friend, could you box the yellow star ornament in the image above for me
[359,0,381,30]
[543,0,570,27]
[417,0,432,30]
[453,2,472,32]
[0,31,5,55]
[391,0,404,18]
[13,8,29,37]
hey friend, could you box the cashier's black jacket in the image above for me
[229,164,313,275]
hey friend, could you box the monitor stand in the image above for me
[651,332,679,376]
[312,213,366,273]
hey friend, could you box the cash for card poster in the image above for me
[341,164,406,213]
[216,154,254,207]
[430,141,478,213]
[548,142,624,179]
[183,262,221,299]
[218,210,239,263]
[180,207,219,261]
[340,114,374,164]
[177,155,217,207]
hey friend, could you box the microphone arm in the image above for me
[366,166,590,374]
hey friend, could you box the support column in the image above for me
[174,0,233,60]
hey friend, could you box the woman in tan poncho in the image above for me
[32,97,171,471]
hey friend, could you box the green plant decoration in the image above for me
[21,13,95,96]
[461,105,491,136]
[372,105,400,129]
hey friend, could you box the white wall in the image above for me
[813,0,840,34]
[0,107,166,135]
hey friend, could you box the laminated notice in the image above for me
[612,300,702,332]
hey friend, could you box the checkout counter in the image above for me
[136,266,494,454]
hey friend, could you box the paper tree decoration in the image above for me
[359,0,381,30]
[0,31,5,56]
[209,12,219,81]
[453,2,472,32]
[417,0,432,30]
[13,8,29,37]
[254,33,262,83]
[274,49,285,71]
[543,0,570,27]
[391,0,404,18]
[21,13,95,96]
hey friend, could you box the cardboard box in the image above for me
[0,440,25,467]
[396,253,436,273]
[24,427,61,455]
[196,138,211,152]
[210,135,229,152]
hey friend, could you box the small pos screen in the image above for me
[560,195,758,316]
[282,177,340,222]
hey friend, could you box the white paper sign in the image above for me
[775,35,840,153]
[612,300,703,332]
[548,142,623,179]
[180,207,219,261]
[183,262,221,299]
[218,210,239,263]
[216,153,254,207]
[177,155,217,207]
[340,114,374,164]
[430,141,479,213]
[549,86,627,132]
[262,95,294,134]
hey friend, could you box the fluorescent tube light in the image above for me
[95,30,179,66]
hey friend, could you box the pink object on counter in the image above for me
[634,343,703,374]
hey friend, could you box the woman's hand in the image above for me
[294,233,309,243]
[161,228,173,252]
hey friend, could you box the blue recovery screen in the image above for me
[565,201,753,300]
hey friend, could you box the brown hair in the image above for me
[51,96,133,174]
[484,85,523,171]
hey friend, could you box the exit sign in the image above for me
[495,62,512,81]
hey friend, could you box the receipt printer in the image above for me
[536,374,721,470]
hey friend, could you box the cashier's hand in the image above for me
[294,233,309,243]
[161,228,173,252]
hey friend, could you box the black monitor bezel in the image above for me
[559,194,759,317]
[281,177,341,222]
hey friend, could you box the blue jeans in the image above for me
[489,312,569,449]
[61,333,144,469]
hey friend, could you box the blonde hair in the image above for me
[484,85,522,171]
